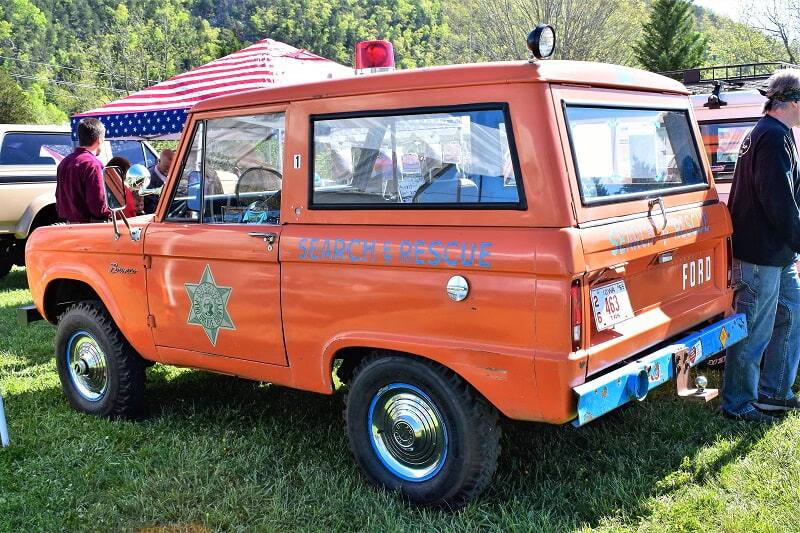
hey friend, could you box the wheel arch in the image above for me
[325,337,540,421]
[14,193,56,239]
[42,277,105,324]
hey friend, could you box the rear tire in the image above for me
[345,353,501,509]
[55,301,145,418]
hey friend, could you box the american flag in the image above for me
[72,38,352,140]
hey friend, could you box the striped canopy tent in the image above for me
[71,38,352,140]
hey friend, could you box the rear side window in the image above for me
[565,106,706,204]
[698,120,756,182]
[0,132,72,165]
[311,106,522,208]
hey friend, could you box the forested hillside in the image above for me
[0,0,792,123]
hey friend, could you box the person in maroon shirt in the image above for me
[55,118,111,223]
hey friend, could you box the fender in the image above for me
[15,191,56,239]
[37,267,157,361]
[28,229,156,361]
[308,332,542,421]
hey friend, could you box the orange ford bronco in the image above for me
[22,32,746,508]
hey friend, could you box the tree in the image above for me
[633,0,706,72]
[0,67,35,123]
[249,0,448,68]
[441,0,646,65]
[745,0,800,64]
[700,12,786,65]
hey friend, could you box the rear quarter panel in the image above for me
[278,82,582,421]
[0,170,56,235]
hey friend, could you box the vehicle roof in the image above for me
[690,89,765,109]
[192,60,688,113]
[0,124,70,133]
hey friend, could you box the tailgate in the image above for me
[549,84,732,375]
[579,202,731,374]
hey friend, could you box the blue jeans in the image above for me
[722,259,800,414]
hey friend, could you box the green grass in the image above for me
[1,267,798,532]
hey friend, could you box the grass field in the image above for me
[1,267,799,532]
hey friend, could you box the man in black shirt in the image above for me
[723,70,800,421]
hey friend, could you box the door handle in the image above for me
[647,197,668,235]
[249,232,277,245]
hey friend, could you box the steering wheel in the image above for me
[235,166,282,207]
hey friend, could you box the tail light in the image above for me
[570,279,582,351]
[726,237,733,288]
[355,40,395,75]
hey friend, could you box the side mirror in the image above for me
[102,166,140,241]
[102,166,128,211]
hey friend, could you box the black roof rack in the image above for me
[659,62,800,94]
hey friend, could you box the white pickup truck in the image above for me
[0,124,157,277]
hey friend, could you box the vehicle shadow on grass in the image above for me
[140,367,769,530]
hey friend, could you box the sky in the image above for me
[694,0,746,21]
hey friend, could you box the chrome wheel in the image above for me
[66,330,108,401]
[368,383,448,482]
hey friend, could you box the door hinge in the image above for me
[147,314,156,328]
[143,255,152,269]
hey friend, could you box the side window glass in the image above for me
[165,122,204,221]
[311,108,520,207]
[201,113,285,224]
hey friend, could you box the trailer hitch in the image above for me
[675,347,718,402]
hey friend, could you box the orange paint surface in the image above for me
[27,60,733,424]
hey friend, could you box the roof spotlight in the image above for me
[527,24,556,60]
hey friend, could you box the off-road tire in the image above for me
[55,300,145,418]
[344,353,501,510]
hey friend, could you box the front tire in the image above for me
[345,353,501,509]
[55,301,145,418]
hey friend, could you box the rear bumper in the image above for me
[572,313,747,427]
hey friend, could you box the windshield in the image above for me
[698,120,757,182]
[565,105,707,204]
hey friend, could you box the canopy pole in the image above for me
[0,392,9,447]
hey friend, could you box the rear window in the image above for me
[565,105,707,204]
[0,132,72,165]
[698,120,756,182]
[311,105,523,208]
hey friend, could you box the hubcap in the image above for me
[67,331,108,401]
[368,383,448,482]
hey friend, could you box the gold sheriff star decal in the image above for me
[185,265,235,346]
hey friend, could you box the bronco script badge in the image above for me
[185,265,235,346]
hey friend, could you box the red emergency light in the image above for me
[355,40,395,74]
